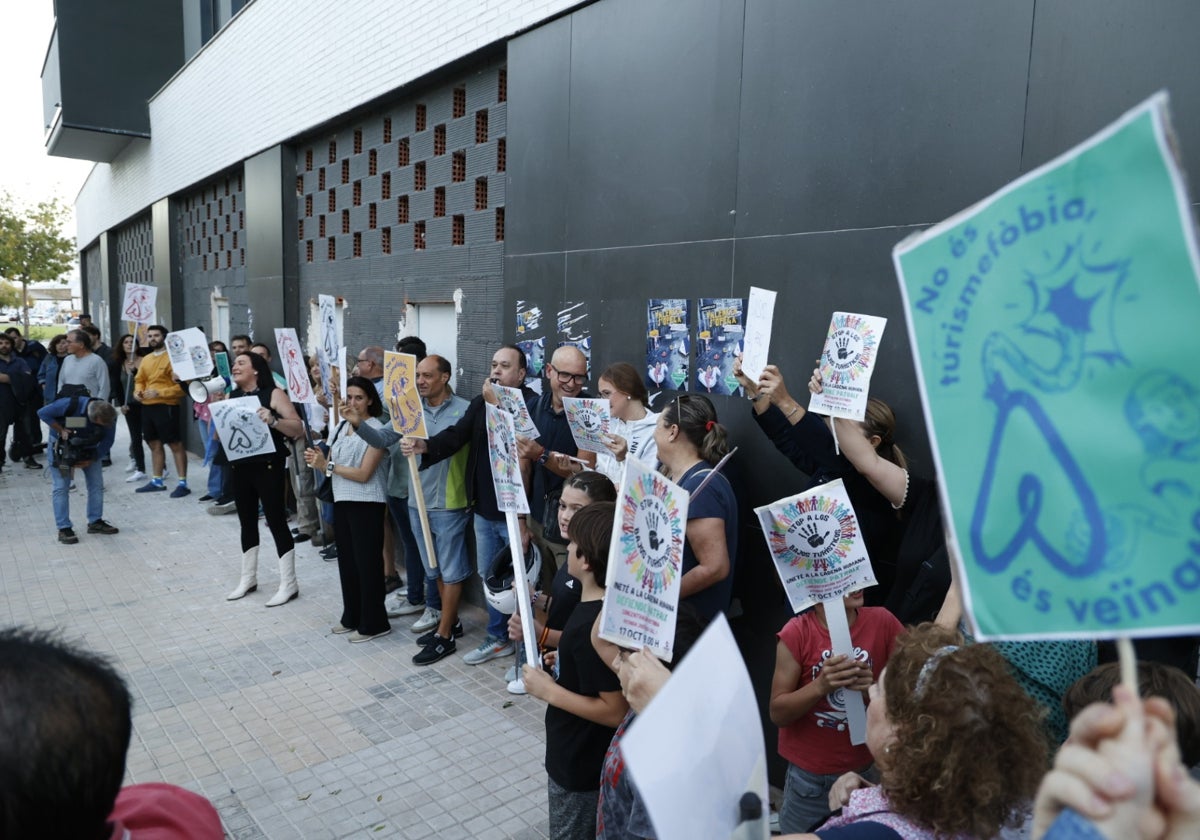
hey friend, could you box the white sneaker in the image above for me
[506,677,527,695]
[124,461,136,473]
[126,470,147,483]
[385,593,425,618]
[504,664,518,682]
[410,607,441,633]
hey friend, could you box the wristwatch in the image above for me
[536,449,550,466]
[325,460,335,477]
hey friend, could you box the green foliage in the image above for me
[0,193,75,331]
[0,280,24,309]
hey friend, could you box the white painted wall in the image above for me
[75,0,582,246]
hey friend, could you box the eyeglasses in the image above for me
[551,367,587,385]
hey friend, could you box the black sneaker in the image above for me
[58,528,79,545]
[87,519,119,535]
[24,458,42,469]
[198,494,214,502]
[412,635,456,666]
[416,621,463,647]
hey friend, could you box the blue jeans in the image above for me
[474,516,511,639]
[779,763,841,834]
[407,505,472,585]
[52,458,104,530]
[387,495,439,609]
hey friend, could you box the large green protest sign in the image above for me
[894,93,1200,640]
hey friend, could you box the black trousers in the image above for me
[231,458,294,555]
[124,403,145,471]
[334,501,389,635]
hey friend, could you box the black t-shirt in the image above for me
[547,562,582,633]
[544,599,621,791]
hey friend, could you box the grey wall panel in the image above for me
[1023,0,1200,198]
[736,0,1033,237]
[564,0,744,250]
[733,228,934,474]
[505,16,571,256]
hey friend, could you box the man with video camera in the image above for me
[38,393,120,545]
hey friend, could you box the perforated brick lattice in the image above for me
[179,174,246,274]
[115,214,154,286]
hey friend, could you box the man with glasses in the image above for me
[517,345,596,559]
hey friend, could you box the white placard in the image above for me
[318,294,340,362]
[209,396,277,461]
[598,457,688,661]
[121,283,157,325]
[562,396,611,454]
[165,327,213,381]
[336,346,347,401]
[623,616,769,840]
[274,328,316,404]
[740,286,777,383]
[807,312,888,421]
[484,403,530,514]
[494,383,539,438]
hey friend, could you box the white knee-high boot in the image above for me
[227,547,259,600]
[265,549,299,607]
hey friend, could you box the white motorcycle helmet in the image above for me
[484,540,543,615]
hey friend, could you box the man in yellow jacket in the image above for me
[133,325,191,497]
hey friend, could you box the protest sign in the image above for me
[807,312,887,421]
[318,294,339,363]
[165,327,213,381]
[336,346,347,402]
[755,478,874,743]
[696,298,744,395]
[121,283,157,325]
[562,397,610,454]
[213,351,232,384]
[274,328,316,404]
[739,287,777,383]
[493,383,538,438]
[485,403,538,665]
[894,92,1200,642]
[209,396,277,461]
[646,298,690,391]
[383,351,427,438]
[315,346,333,405]
[623,616,769,840]
[599,457,689,661]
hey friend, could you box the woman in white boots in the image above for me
[225,351,305,607]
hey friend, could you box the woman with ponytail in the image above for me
[735,359,948,624]
[653,394,738,623]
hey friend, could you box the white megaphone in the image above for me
[188,376,227,403]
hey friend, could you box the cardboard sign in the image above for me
[494,383,539,438]
[893,92,1200,641]
[209,396,276,461]
[318,294,339,363]
[807,312,888,422]
[484,403,530,514]
[274,328,316,404]
[755,479,877,613]
[165,327,213,381]
[315,346,333,404]
[121,283,157,325]
[740,286,777,383]
[562,397,611,454]
[599,457,689,661]
[383,351,427,438]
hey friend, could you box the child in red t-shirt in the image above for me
[769,589,903,834]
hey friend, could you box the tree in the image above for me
[0,193,76,333]
[0,280,27,309]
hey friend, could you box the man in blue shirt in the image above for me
[38,394,120,544]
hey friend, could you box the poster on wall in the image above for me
[516,299,545,394]
[557,300,592,374]
[696,298,745,395]
[646,298,690,392]
[893,92,1200,642]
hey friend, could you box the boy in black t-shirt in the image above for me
[523,501,627,840]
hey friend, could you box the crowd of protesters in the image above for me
[1,316,1198,840]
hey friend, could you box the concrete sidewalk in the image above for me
[0,422,550,839]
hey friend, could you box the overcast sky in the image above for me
[0,2,94,215]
